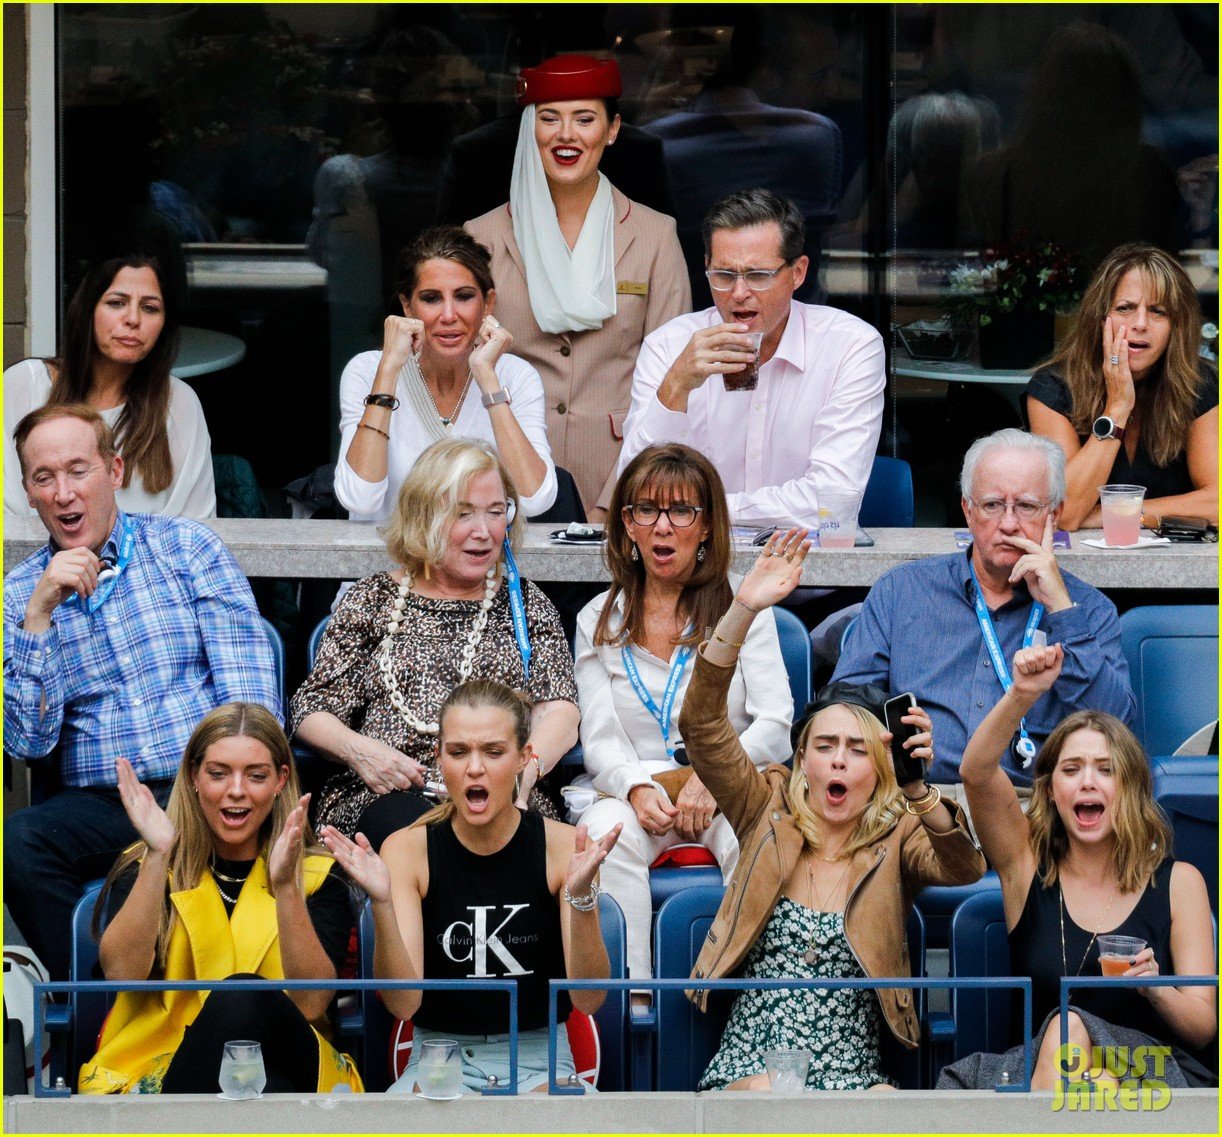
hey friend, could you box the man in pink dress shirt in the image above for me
[616,188,884,528]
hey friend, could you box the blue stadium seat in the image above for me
[860,456,915,528]
[1119,605,1218,757]
[915,871,1001,951]
[307,616,330,670]
[773,605,814,722]
[652,884,928,1090]
[45,879,108,1090]
[259,617,285,705]
[926,886,1010,1081]
[1153,759,1218,913]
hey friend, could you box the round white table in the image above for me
[172,326,246,378]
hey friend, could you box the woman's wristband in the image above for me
[733,596,760,614]
[364,392,400,411]
[711,629,745,649]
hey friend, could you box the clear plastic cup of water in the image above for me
[418,1038,463,1099]
[763,1048,811,1095]
[219,1040,266,1099]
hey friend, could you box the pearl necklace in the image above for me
[378,567,498,735]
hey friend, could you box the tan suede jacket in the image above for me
[678,650,986,1047]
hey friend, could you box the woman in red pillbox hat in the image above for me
[466,54,690,518]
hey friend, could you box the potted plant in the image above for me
[949,236,1085,369]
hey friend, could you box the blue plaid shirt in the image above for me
[3,510,282,787]
[833,549,1136,786]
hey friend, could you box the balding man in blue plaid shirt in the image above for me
[4,405,281,978]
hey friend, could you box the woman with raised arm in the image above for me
[4,254,215,518]
[1025,243,1217,531]
[79,703,361,1094]
[678,530,985,1091]
[951,645,1217,1089]
[322,680,621,1094]
[335,225,557,523]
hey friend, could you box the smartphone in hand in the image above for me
[884,692,925,786]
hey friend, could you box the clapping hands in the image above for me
[116,757,175,856]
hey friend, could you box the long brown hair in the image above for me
[48,255,180,494]
[1038,243,1208,467]
[93,703,320,964]
[593,444,733,649]
[1027,710,1171,894]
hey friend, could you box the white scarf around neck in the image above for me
[509,106,618,334]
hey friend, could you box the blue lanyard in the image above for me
[501,539,532,682]
[67,514,135,614]
[969,562,1043,766]
[621,642,693,759]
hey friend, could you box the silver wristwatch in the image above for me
[481,387,512,409]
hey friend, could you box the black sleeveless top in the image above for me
[415,809,572,1033]
[1007,858,1176,1046]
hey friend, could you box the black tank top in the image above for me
[1007,858,1175,1045]
[415,809,572,1033]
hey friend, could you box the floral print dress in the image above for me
[699,897,893,1091]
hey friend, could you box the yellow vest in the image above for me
[78,854,362,1094]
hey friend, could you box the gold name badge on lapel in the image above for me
[617,281,648,296]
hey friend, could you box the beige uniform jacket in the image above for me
[466,186,690,515]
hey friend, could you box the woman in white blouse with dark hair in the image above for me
[574,444,792,987]
[335,225,557,523]
[4,255,215,519]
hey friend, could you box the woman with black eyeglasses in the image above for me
[572,444,792,991]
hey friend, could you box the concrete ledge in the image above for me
[6,1088,1217,1134]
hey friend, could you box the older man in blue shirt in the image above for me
[3,405,281,977]
[834,428,1135,792]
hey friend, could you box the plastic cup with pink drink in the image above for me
[1098,484,1146,546]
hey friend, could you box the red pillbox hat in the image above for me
[516,54,622,107]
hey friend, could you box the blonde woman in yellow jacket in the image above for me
[79,703,362,1095]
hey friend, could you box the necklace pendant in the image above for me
[803,946,818,966]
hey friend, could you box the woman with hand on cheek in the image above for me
[79,703,361,1095]
[951,644,1217,1090]
[1025,243,1217,531]
[322,680,621,1094]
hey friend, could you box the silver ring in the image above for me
[1108,354,1120,364]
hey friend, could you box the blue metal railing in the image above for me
[547,976,1034,1094]
[1058,975,1219,1090]
[32,977,517,1098]
[46,972,1212,1096]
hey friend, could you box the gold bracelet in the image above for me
[903,784,942,816]
[711,629,745,649]
[359,422,390,440]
